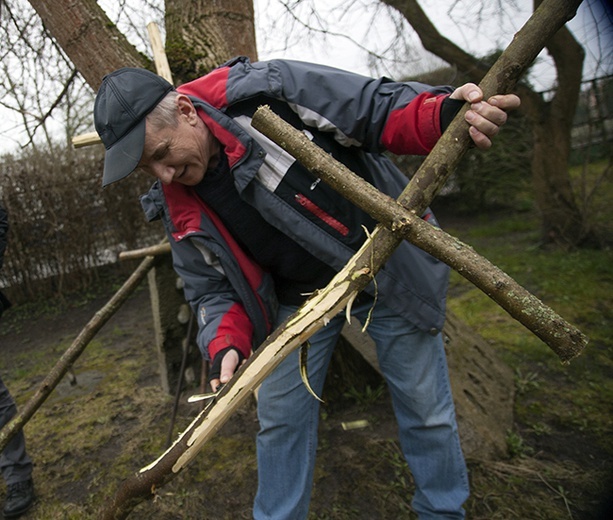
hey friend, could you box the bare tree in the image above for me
[0,1,91,150]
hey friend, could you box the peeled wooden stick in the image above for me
[118,242,171,261]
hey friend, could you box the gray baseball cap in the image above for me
[94,68,174,187]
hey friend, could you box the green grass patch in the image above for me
[447,206,613,481]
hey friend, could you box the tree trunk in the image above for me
[27,0,149,89]
[522,0,598,247]
[531,109,590,246]
[165,0,258,84]
[382,0,594,248]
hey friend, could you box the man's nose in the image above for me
[152,163,175,184]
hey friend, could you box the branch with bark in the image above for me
[97,1,587,518]
[251,106,587,362]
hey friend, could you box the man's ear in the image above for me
[176,94,198,124]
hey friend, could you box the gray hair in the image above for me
[146,91,180,130]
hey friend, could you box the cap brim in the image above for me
[101,117,146,187]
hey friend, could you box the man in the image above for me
[0,203,35,519]
[94,57,520,519]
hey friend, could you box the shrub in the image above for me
[0,145,160,303]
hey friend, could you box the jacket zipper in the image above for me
[295,193,349,236]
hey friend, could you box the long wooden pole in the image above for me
[250,106,587,362]
[0,255,157,453]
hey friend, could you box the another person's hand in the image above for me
[209,347,245,392]
[450,83,521,150]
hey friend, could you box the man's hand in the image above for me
[209,347,245,392]
[450,83,521,150]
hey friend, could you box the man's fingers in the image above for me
[451,84,520,111]
[210,349,246,392]
[449,84,521,149]
[466,107,502,137]
[220,349,240,384]
[468,126,493,150]
[449,83,482,103]
[489,94,521,111]
[464,94,521,149]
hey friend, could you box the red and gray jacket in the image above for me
[140,57,453,363]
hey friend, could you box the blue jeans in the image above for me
[253,297,468,519]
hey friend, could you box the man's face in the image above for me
[138,95,219,186]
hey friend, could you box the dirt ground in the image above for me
[1,283,612,519]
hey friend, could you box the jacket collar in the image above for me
[189,97,265,193]
[141,97,266,227]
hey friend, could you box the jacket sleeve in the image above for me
[220,57,454,154]
[169,236,254,362]
[0,203,8,270]
[140,183,257,363]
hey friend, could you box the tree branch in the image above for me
[251,105,587,362]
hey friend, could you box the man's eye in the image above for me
[152,146,169,161]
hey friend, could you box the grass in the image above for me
[441,181,613,518]
[447,209,612,413]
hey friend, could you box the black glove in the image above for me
[440,96,465,132]
[208,347,245,383]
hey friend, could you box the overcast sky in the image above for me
[254,0,612,91]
